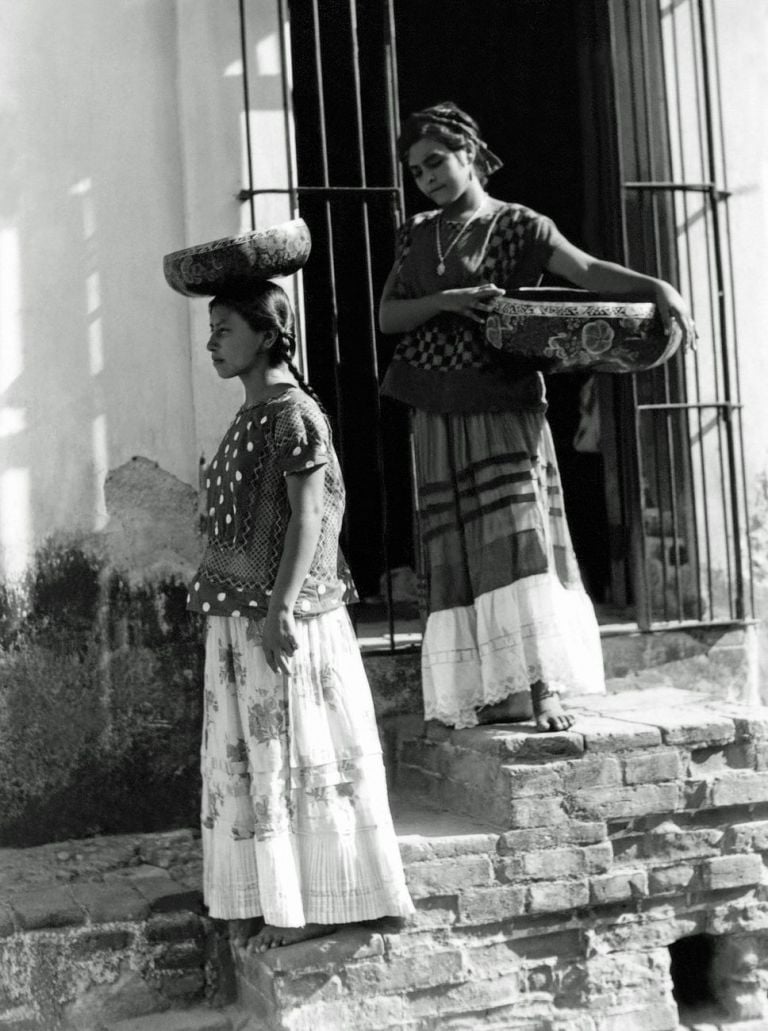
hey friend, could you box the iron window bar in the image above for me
[237,186,401,200]
[236,0,408,653]
[635,402,741,411]
[624,180,730,199]
[622,173,747,624]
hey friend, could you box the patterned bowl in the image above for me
[484,288,682,374]
[163,218,312,297]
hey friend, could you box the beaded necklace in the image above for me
[435,198,488,276]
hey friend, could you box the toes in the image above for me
[251,929,276,953]
[535,712,575,733]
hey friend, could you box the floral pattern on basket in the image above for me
[485,292,681,374]
[164,219,312,297]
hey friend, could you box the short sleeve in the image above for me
[493,207,567,287]
[272,399,331,475]
[522,212,565,268]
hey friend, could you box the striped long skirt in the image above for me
[201,606,414,926]
[414,408,605,729]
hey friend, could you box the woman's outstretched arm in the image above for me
[548,238,695,341]
[378,264,503,333]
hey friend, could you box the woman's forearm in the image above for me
[578,259,661,296]
[548,242,692,336]
[379,284,505,333]
[378,293,448,334]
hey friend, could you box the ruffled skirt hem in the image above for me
[203,825,414,925]
[422,574,605,729]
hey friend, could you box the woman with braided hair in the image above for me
[188,281,413,952]
[379,102,694,733]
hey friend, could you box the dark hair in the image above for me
[209,282,324,409]
[397,101,500,185]
[398,101,479,157]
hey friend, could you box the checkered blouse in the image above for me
[381,199,563,413]
[188,389,357,619]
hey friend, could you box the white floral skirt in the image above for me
[201,607,414,926]
[414,407,605,729]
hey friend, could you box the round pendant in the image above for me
[436,262,445,276]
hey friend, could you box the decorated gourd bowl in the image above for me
[163,218,312,297]
[484,288,681,373]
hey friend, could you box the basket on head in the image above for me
[163,218,312,297]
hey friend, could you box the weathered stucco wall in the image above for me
[710,1,768,687]
[659,1,768,688]
[174,0,302,474]
[0,0,299,584]
[0,0,196,581]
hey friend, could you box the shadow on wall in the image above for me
[0,456,206,846]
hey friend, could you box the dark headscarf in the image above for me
[397,101,504,183]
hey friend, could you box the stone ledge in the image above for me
[104,1008,235,1031]
[0,873,202,932]
[8,885,85,931]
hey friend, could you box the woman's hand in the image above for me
[261,605,299,675]
[440,283,505,323]
[654,280,697,350]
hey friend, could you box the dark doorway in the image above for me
[394,0,611,604]
[288,0,611,604]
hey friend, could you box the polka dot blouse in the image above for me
[188,388,357,619]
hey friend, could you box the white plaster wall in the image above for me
[713,2,768,489]
[0,0,195,579]
[173,0,299,471]
[0,0,297,581]
[703,1,768,688]
[659,0,768,629]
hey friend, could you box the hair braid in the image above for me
[286,357,326,412]
[269,333,327,414]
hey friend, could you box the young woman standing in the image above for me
[189,281,413,951]
[379,102,694,733]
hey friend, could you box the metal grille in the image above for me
[232,0,752,645]
[236,0,415,652]
[609,0,753,629]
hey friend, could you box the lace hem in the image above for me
[420,576,606,728]
[423,662,597,729]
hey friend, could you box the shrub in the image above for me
[0,540,204,845]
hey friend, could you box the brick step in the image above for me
[232,798,692,1030]
[395,687,768,826]
[5,689,768,1030]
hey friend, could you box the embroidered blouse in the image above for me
[380,198,565,413]
[187,388,357,619]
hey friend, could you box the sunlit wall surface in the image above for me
[0,0,300,581]
[175,0,299,466]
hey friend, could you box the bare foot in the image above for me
[531,681,574,732]
[228,917,262,949]
[476,695,530,725]
[247,922,338,953]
